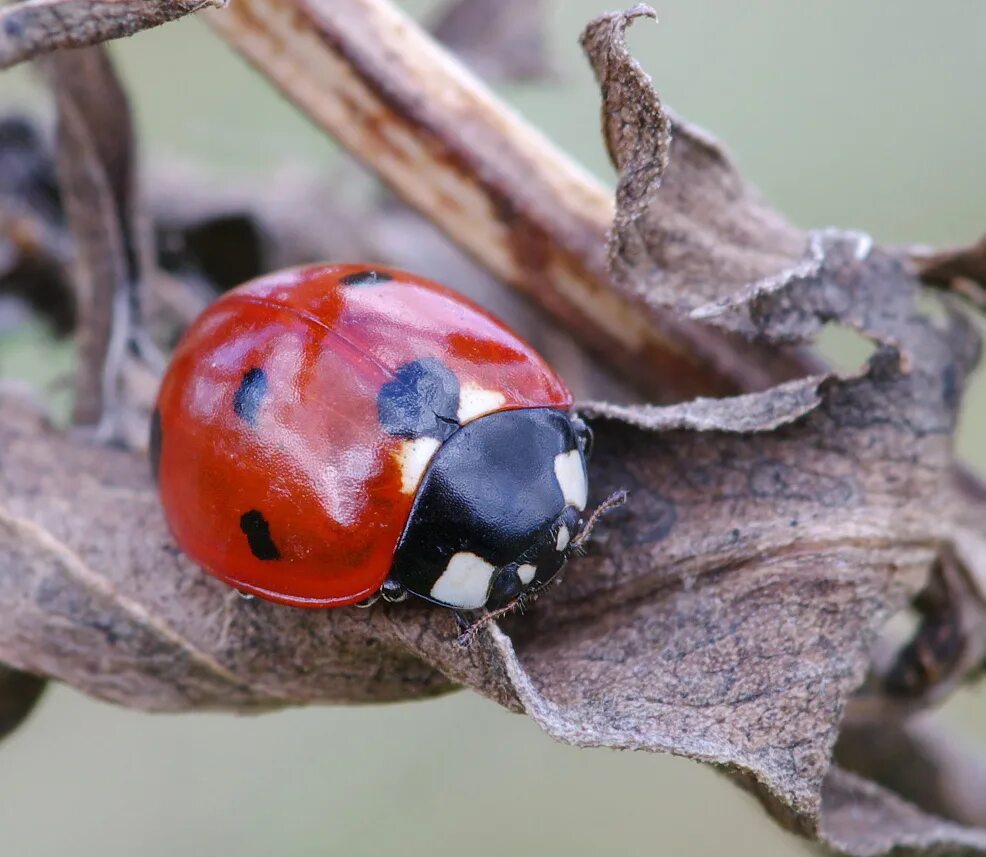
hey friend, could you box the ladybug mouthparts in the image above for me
[483,505,584,609]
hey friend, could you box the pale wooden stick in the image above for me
[204,0,804,399]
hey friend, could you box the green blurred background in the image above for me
[1,2,985,855]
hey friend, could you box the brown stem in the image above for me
[41,45,142,429]
[203,0,809,400]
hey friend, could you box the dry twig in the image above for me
[203,0,811,400]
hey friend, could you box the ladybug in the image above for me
[152,264,603,620]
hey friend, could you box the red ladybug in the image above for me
[152,264,595,615]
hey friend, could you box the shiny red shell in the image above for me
[153,264,573,607]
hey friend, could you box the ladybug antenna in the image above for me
[456,592,537,646]
[457,492,629,646]
[570,489,628,551]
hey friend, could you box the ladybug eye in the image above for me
[572,416,594,460]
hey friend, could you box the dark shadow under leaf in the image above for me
[0,665,46,742]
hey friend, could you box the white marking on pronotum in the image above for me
[430,552,497,609]
[457,383,506,424]
[553,449,587,510]
[555,525,570,552]
[517,563,537,585]
[394,437,441,494]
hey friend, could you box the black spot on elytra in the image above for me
[340,269,393,287]
[149,408,163,482]
[378,358,460,440]
[240,510,281,560]
[233,367,267,425]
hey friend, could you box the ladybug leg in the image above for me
[236,590,255,601]
[355,578,410,608]
[355,579,408,609]
[451,609,472,632]
[379,578,409,603]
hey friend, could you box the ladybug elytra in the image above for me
[152,264,597,618]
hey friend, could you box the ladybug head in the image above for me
[389,408,593,611]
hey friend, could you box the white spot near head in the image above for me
[517,563,537,586]
[394,436,441,494]
[457,382,506,424]
[430,552,496,609]
[554,449,587,511]
[555,525,570,552]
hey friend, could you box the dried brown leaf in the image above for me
[573,6,986,853]
[0,394,509,710]
[430,0,554,82]
[917,232,986,286]
[915,233,986,312]
[820,767,986,857]
[1,232,980,854]
[582,5,809,339]
[581,5,670,188]
[837,715,986,830]
[0,0,225,70]
[583,7,904,348]
[873,545,986,710]
[40,46,156,436]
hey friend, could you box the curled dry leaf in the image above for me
[871,544,986,710]
[40,45,132,427]
[39,45,157,439]
[430,0,554,82]
[836,715,986,830]
[574,7,986,853]
[0,0,226,70]
[820,767,986,857]
[582,6,805,316]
